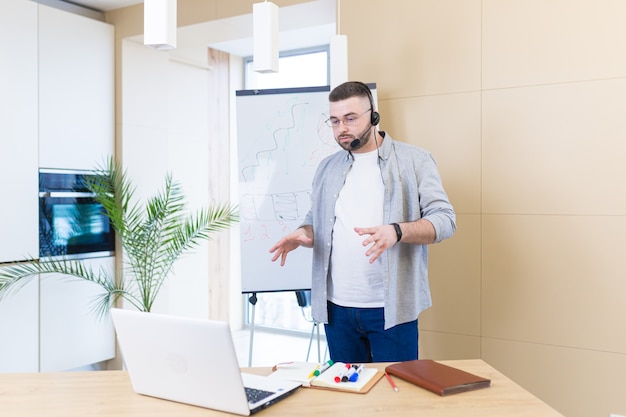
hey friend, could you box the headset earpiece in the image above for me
[371,110,380,126]
[355,81,380,126]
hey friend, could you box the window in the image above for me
[243,47,329,334]
[244,47,329,90]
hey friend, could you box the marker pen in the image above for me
[349,364,364,382]
[342,366,357,382]
[307,365,320,379]
[314,360,334,377]
[334,363,351,383]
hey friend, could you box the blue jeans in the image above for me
[324,301,418,363]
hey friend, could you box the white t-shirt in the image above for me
[328,149,385,307]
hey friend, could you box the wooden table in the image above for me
[0,359,563,416]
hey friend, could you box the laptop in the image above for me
[110,308,301,415]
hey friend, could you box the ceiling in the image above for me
[62,0,336,60]
[58,0,336,66]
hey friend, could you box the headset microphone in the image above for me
[350,123,375,148]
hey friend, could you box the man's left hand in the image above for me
[354,224,398,264]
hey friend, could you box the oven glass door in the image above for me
[39,194,115,259]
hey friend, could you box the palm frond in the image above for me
[0,257,135,319]
[0,261,40,299]
[1,156,238,316]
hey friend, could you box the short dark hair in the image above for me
[329,81,373,105]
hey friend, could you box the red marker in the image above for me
[334,363,352,383]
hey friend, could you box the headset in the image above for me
[349,82,380,149]
[355,81,380,126]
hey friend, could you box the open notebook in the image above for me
[110,308,301,415]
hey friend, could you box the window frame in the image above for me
[243,45,330,90]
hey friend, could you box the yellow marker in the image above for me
[307,365,320,379]
[314,360,334,377]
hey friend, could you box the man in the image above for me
[270,81,456,363]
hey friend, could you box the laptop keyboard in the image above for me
[245,387,275,404]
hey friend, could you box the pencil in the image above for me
[385,372,399,392]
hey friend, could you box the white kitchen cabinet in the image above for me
[39,256,116,372]
[0,270,39,373]
[38,4,114,171]
[0,2,117,373]
[0,0,39,263]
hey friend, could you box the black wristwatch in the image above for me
[391,223,402,242]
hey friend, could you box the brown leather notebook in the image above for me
[385,360,491,396]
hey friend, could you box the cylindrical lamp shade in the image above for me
[330,34,348,89]
[144,0,177,50]
[253,1,279,73]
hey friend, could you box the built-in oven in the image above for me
[39,169,115,259]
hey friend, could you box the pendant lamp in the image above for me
[253,1,279,73]
[144,0,177,50]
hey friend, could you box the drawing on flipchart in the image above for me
[241,190,311,222]
[239,99,336,184]
[240,190,311,243]
[238,95,338,243]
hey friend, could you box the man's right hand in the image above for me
[269,226,314,266]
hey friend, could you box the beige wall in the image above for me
[342,1,626,416]
[105,0,626,416]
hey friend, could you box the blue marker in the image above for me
[349,364,364,382]
[342,366,357,382]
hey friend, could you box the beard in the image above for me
[336,124,373,151]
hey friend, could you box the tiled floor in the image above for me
[232,327,328,368]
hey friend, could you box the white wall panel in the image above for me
[39,257,116,371]
[38,4,114,171]
[0,0,39,263]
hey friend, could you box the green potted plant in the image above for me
[0,158,238,317]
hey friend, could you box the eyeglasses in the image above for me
[325,109,371,128]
